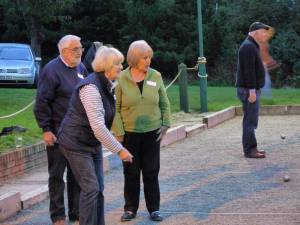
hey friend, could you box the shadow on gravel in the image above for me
[160,165,286,220]
[110,165,288,225]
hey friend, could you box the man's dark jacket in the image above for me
[236,36,265,89]
[34,57,88,134]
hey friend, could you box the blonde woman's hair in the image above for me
[92,46,124,72]
[127,40,153,67]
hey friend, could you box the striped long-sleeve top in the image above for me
[79,84,123,153]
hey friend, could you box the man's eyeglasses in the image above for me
[65,47,85,53]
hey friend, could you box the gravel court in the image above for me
[2,115,299,225]
[104,115,300,225]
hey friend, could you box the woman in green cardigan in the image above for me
[112,40,171,222]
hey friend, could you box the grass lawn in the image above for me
[0,88,41,153]
[1,85,300,153]
[167,85,300,112]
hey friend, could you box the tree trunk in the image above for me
[30,15,42,57]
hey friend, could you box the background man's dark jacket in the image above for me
[34,57,88,134]
[236,36,265,89]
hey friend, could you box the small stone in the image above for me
[283,175,290,182]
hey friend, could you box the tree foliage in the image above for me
[0,0,299,87]
[0,0,74,56]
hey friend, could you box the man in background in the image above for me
[34,34,88,225]
[83,41,103,73]
[236,22,273,159]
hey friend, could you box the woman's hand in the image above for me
[248,90,257,103]
[118,149,133,163]
[115,135,124,143]
[156,126,169,141]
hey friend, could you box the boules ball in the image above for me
[283,175,290,182]
[280,134,286,140]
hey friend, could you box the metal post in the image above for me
[197,0,208,112]
[178,63,189,113]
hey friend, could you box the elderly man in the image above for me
[34,35,88,225]
[236,22,273,159]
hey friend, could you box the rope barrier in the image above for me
[165,69,182,90]
[1,71,182,119]
[165,56,208,89]
[198,56,207,64]
[0,99,35,119]
[187,65,198,71]
[198,73,208,78]
[0,69,184,119]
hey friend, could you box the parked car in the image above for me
[0,43,41,88]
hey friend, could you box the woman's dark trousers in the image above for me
[122,130,160,214]
[61,147,105,225]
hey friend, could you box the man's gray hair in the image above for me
[57,35,81,53]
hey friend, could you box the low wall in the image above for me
[203,106,236,128]
[0,142,46,183]
[236,104,300,116]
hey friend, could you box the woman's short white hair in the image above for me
[57,34,81,53]
[127,40,153,67]
[92,46,124,72]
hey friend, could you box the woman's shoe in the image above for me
[150,211,163,221]
[121,211,136,222]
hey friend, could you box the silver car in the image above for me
[0,43,41,88]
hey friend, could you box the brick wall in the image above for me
[0,142,47,183]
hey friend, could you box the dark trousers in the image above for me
[47,144,80,222]
[237,88,261,155]
[61,147,105,225]
[123,129,160,214]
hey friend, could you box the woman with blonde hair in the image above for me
[58,46,133,225]
[112,40,171,222]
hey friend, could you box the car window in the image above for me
[0,46,32,61]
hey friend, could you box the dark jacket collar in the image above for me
[247,36,260,49]
[94,72,113,94]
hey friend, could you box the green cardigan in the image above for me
[111,67,171,135]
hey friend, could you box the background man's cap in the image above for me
[249,22,271,32]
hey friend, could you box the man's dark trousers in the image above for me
[237,88,261,155]
[47,144,80,222]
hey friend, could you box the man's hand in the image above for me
[115,135,124,143]
[118,149,133,163]
[248,90,257,103]
[43,131,57,146]
[156,126,169,141]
